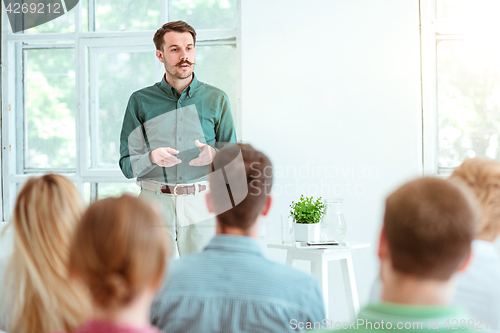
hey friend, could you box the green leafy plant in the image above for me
[289,195,325,224]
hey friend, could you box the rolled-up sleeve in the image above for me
[215,92,237,146]
[119,93,156,179]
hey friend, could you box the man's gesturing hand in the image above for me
[189,140,216,166]
[150,147,182,167]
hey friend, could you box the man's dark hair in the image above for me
[153,21,197,51]
[209,144,273,230]
[384,177,479,280]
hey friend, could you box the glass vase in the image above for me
[320,199,347,242]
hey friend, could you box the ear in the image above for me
[205,193,214,213]
[261,196,272,216]
[458,247,472,273]
[156,49,165,63]
[378,227,389,261]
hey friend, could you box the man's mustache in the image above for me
[176,60,195,66]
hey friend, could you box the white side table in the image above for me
[268,242,370,321]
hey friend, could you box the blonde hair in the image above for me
[69,195,168,309]
[450,158,500,241]
[2,174,90,333]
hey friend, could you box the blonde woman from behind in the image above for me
[53,195,168,333]
[0,175,91,333]
[450,158,500,322]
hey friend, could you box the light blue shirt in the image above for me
[151,235,325,333]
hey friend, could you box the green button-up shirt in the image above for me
[119,73,237,184]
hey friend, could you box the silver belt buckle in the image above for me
[173,184,183,196]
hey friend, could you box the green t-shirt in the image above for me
[310,303,481,332]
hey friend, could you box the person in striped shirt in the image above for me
[151,144,325,333]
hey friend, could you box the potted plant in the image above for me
[289,195,325,242]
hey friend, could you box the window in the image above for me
[421,0,500,175]
[1,0,241,220]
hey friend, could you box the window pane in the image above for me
[96,51,157,167]
[25,48,76,169]
[437,0,469,19]
[83,183,139,204]
[95,0,160,31]
[98,183,140,199]
[83,182,91,205]
[22,40,75,45]
[437,0,499,19]
[436,0,500,34]
[437,40,500,167]
[169,0,237,30]
[24,9,75,34]
[195,45,237,129]
[82,0,89,32]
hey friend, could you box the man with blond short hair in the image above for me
[322,177,479,333]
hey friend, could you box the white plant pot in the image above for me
[295,223,321,242]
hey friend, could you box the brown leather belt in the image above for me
[137,180,207,196]
[161,184,207,195]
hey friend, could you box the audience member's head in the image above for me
[69,195,167,314]
[207,144,273,234]
[3,174,90,333]
[381,177,478,282]
[450,158,500,242]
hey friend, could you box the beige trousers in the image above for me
[138,180,216,257]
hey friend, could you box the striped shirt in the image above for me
[150,235,325,333]
[314,303,475,332]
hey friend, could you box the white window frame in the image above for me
[1,0,242,221]
[421,0,469,176]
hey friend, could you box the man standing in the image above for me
[119,21,237,257]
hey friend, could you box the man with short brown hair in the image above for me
[151,144,325,333]
[153,20,197,51]
[119,21,236,257]
[382,177,476,281]
[323,177,479,333]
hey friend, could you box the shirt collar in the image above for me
[204,234,264,256]
[366,302,469,320]
[158,72,199,98]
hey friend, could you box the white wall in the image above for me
[241,0,422,322]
